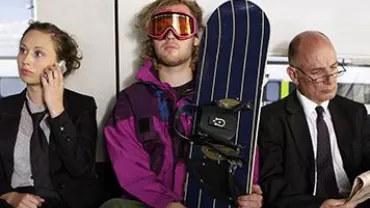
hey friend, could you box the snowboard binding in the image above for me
[174,98,253,202]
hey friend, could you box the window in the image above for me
[264,61,370,114]
[0,0,34,97]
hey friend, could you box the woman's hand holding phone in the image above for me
[41,62,65,118]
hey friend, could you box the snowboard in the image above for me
[183,0,270,207]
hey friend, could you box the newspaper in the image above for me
[346,170,370,204]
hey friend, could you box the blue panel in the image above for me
[265,81,280,101]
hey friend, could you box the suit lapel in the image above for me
[0,90,26,141]
[0,90,26,180]
[286,92,316,186]
[329,97,356,181]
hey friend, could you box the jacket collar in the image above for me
[135,59,195,100]
[135,59,173,93]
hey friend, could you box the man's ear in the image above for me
[287,66,299,85]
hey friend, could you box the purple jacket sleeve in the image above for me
[104,92,182,208]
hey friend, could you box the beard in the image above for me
[157,52,192,67]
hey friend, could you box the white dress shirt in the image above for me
[296,90,351,196]
[11,95,50,188]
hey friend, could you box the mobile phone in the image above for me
[43,61,67,82]
[58,60,67,74]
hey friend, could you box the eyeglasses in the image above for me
[290,62,347,84]
[147,10,198,40]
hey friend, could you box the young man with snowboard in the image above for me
[102,0,262,208]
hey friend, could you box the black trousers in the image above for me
[357,199,370,208]
[0,199,12,208]
[0,197,69,208]
[0,186,70,208]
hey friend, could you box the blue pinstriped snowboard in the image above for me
[184,0,270,207]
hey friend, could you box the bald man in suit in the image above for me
[259,31,370,208]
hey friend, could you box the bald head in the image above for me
[287,31,339,104]
[288,31,335,66]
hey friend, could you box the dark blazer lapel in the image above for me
[286,92,316,186]
[0,90,26,140]
[329,96,356,181]
[0,90,26,180]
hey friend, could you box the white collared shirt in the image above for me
[11,94,50,188]
[296,90,351,195]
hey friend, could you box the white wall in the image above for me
[261,0,370,60]
[36,0,115,161]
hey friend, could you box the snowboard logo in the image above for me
[210,117,227,128]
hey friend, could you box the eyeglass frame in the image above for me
[289,61,347,84]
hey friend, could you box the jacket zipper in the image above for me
[170,90,194,191]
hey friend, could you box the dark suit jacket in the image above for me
[0,89,102,208]
[258,91,370,208]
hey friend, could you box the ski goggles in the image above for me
[147,10,198,40]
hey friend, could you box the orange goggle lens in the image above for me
[148,12,197,40]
